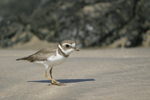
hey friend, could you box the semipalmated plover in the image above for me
[16,40,79,86]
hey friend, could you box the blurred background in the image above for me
[0,0,150,49]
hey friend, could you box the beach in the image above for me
[0,48,150,100]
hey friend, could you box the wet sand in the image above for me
[0,48,150,100]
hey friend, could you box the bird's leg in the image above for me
[49,68,54,84]
[44,70,65,86]
[49,68,65,86]
[49,68,53,78]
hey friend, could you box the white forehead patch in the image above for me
[71,43,75,47]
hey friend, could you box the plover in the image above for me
[16,40,79,86]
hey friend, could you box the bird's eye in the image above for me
[66,44,70,48]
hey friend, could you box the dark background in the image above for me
[0,0,150,48]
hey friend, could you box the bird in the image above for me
[16,40,79,86]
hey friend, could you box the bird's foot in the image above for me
[44,74,65,86]
[50,82,66,86]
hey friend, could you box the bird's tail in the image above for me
[16,57,28,61]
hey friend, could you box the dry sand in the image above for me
[0,48,150,100]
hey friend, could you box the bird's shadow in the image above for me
[27,79,95,84]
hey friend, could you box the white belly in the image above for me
[46,55,66,66]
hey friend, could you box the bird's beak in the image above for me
[73,47,79,51]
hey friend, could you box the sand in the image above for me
[0,48,150,100]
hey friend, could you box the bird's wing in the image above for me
[17,45,58,62]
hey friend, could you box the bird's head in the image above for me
[59,40,79,55]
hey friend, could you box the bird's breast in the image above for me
[47,54,66,66]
